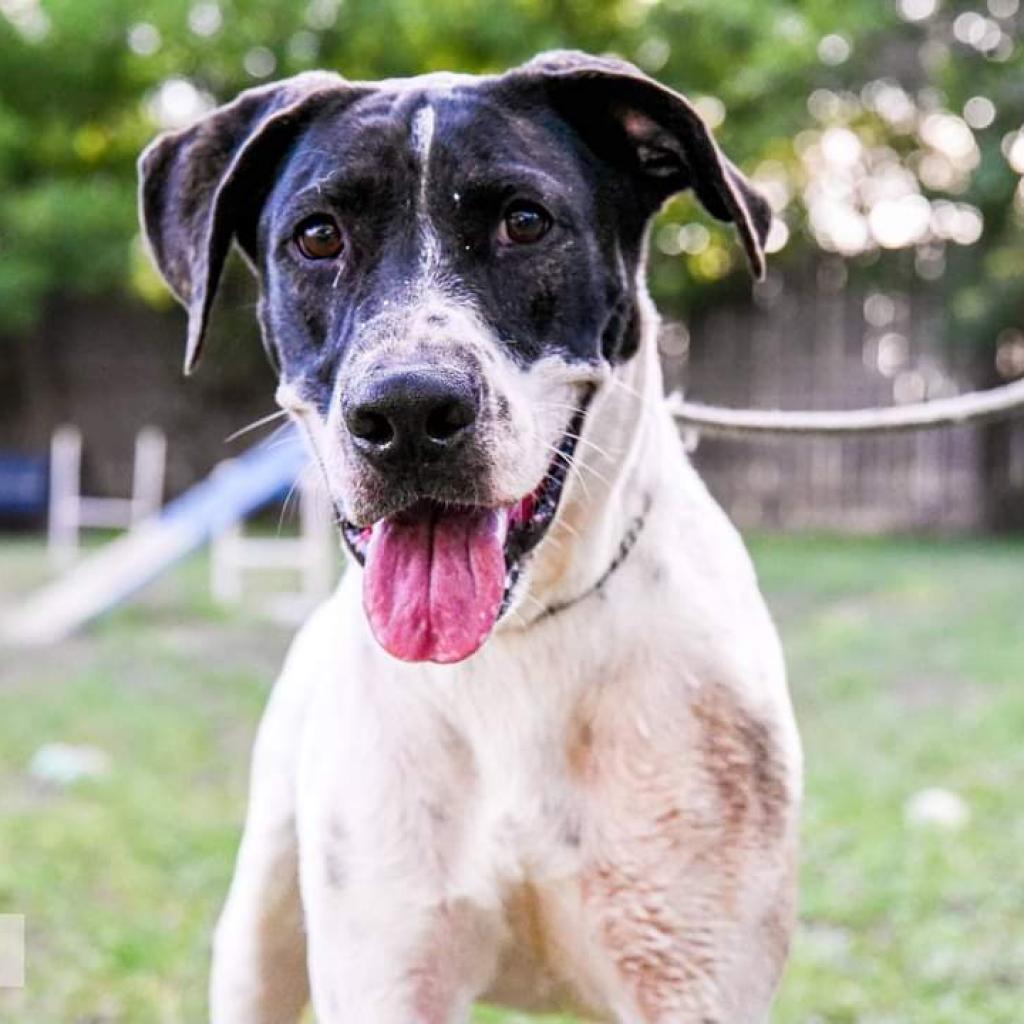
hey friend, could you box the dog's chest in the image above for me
[456,683,588,882]
[442,666,702,1013]
[447,683,602,1011]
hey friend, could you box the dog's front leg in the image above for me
[210,803,306,1024]
[209,617,327,1024]
[296,684,504,1023]
[301,880,500,1024]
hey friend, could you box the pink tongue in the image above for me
[363,504,509,664]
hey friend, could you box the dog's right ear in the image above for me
[138,72,356,373]
[502,51,772,280]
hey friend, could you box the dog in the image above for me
[139,50,802,1023]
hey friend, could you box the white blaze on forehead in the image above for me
[410,103,436,208]
[409,103,443,279]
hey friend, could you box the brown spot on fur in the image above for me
[407,900,500,1022]
[690,684,789,842]
[575,681,795,1018]
[584,860,722,1019]
[519,883,549,964]
[566,714,594,780]
[405,906,458,1023]
[760,857,798,979]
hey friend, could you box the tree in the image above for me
[0,0,1021,367]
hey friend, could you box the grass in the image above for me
[1,533,1022,1021]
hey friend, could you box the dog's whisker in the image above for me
[276,482,300,536]
[557,447,612,489]
[264,434,302,453]
[554,517,581,541]
[535,399,589,415]
[528,403,626,460]
[544,445,593,500]
[607,375,647,402]
[534,401,597,427]
[224,411,290,444]
[517,590,550,617]
[564,432,617,462]
[606,377,664,433]
[538,531,564,553]
[528,421,615,492]
[545,438,614,496]
[506,606,531,628]
[277,465,313,537]
[608,378,663,424]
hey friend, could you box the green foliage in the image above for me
[0,0,1021,349]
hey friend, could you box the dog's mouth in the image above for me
[340,399,590,664]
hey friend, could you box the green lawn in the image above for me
[1,534,1022,1022]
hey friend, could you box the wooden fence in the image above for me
[668,261,1024,533]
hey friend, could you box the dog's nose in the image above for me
[344,367,479,465]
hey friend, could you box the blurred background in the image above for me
[0,1,1022,1022]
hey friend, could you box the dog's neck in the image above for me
[512,302,669,622]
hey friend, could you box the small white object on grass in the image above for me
[28,743,111,787]
[904,787,970,830]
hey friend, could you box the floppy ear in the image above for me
[138,71,356,373]
[506,50,772,279]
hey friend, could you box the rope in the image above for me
[667,376,1024,438]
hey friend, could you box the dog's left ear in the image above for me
[138,72,359,373]
[505,51,772,279]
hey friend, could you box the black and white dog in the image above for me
[140,51,801,1024]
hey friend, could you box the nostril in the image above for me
[425,399,475,443]
[349,409,395,448]
[346,368,478,462]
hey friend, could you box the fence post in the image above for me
[48,425,82,568]
[131,426,167,524]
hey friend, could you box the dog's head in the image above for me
[139,51,769,665]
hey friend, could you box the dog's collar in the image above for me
[529,492,653,624]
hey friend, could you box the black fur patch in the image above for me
[138,51,770,389]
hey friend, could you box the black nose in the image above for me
[344,366,479,466]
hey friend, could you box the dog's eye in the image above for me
[499,202,552,245]
[295,216,343,260]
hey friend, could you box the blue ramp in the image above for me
[1,427,311,647]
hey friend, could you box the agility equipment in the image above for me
[1,427,309,646]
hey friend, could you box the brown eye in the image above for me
[296,215,343,260]
[500,202,552,245]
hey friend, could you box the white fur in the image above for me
[410,103,444,283]
[214,293,802,1022]
[411,104,436,203]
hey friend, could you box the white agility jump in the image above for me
[48,424,167,567]
[210,462,336,612]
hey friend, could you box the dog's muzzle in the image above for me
[340,388,593,666]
